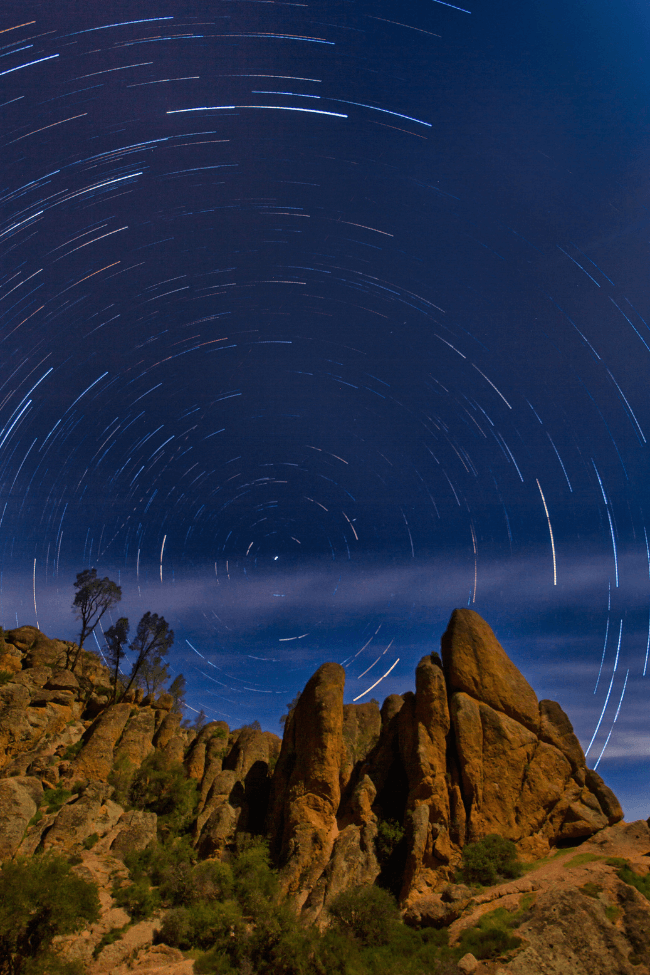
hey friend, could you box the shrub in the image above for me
[328,884,401,946]
[124,834,197,887]
[375,819,405,865]
[62,740,84,761]
[0,852,100,974]
[157,899,244,952]
[108,753,135,807]
[112,878,161,920]
[41,786,73,814]
[128,751,198,836]
[579,881,603,898]
[618,865,650,901]
[458,907,522,960]
[0,670,13,686]
[83,832,100,850]
[457,834,523,886]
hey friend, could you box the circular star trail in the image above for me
[1,0,650,814]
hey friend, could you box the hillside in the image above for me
[0,609,649,975]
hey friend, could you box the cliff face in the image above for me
[266,609,622,919]
[0,610,636,973]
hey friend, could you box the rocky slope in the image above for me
[0,609,648,975]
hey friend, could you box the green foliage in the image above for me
[606,856,629,868]
[458,907,522,960]
[128,750,198,837]
[124,834,197,885]
[605,904,620,923]
[158,899,245,951]
[327,885,401,947]
[107,753,135,808]
[0,852,100,975]
[83,832,100,850]
[27,809,43,828]
[41,786,72,814]
[61,740,84,761]
[375,819,405,866]
[456,834,523,887]
[579,881,603,898]
[618,864,650,901]
[112,878,161,920]
[0,670,13,686]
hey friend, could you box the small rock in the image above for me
[457,952,479,973]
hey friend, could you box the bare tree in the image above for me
[104,617,130,703]
[69,569,121,671]
[118,612,173,702]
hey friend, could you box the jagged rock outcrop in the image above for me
[264,608,623,918]
[0,606,629,967]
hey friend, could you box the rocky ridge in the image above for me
[0,609,648,975]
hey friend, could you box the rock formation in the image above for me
[0,609,640,974]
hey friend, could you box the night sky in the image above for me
[1,0,650,817]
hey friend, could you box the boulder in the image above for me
[442,609,540,733]
[0,776,37,858]
[44,669,80,693]
[110,809,158,857]
[267,662,346,905]
[74,703,132,781]
[114,708,156,767]
[42,783,123,852]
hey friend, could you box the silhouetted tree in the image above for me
[134,653,170,698]
[104,617,130,703]
[69,569,121,671]
[118,612,173,702]
[169,672,187,714]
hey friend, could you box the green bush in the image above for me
[457,834,523,886]
[458,907,522,960]
[0,670,13,686]
[0,852,100,975]
[375,819,405,865]
[41,786,73,815]
[83,832,100,850]
[108,754,135,807]
[618,865,650,901]
[112,878,161,920]
[327,884,401,946]
[128,751,198,837]
[124,834,197,888]
[157,899,244,951]
[62,740,84,761]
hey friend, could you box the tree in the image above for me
[118,612,173,702]
[69,569,121,671]
[134,654,170,698]
[104,617,129,704]
[168,673,187,714]
[0,852,100,975]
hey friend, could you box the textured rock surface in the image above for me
[0,776,37,858]
[74,703,133,781]
[442,609,540,734]
[0,610,631,969]
[268,662,346,906]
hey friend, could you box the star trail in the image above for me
[2,0,650,816]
